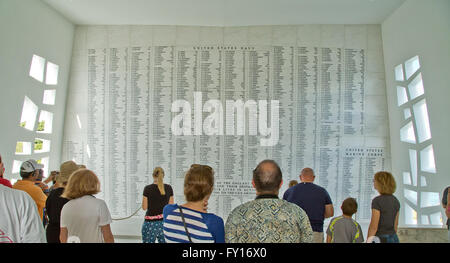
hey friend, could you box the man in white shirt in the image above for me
[0,184,46,243]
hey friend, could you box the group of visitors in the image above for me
[0,154,113,243]
[1,152,449,243]
[142,160,402,244]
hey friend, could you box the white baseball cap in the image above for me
[20,159,44,173]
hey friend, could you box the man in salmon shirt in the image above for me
[12,159,47,221]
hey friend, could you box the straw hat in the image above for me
[57,161,85,185]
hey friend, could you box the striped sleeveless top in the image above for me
[162,204,225,243]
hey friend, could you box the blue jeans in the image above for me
[142,220,165,243]
[378,234,400,243]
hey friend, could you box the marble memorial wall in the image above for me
[63,25,390,225]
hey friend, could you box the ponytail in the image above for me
[153,167,165,195]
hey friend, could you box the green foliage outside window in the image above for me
[34,139,43,151]
[16,142,23,153]
[37,120,45,131]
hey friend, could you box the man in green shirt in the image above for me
[225,160,313,243]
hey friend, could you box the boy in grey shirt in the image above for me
[326,197,364,243]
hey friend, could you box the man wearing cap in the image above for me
[45,160,83,243]
[13,159,48,221]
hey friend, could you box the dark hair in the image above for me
[341,197,358,216]
[253,160,282,193]
[0,154,3,179]
[20,171,35,179]
[35,169,43,181]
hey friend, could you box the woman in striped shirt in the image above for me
[163,164,224,243]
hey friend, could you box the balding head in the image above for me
[252,160,282,194]
[300,167,315,183]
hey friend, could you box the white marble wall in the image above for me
[397,227,449,243]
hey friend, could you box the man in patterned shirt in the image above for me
[225,160,313,243]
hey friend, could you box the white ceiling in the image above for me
[42,0,406,26]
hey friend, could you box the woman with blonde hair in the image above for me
[288,180,298,188]
[163,164,224,243]
[141,167,174,243]
[367,171,400,243]
[60,169,114,243]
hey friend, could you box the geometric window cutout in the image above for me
[420,144,436,173]
[36,157,49,178]
[43,90,56,105]
[395,64,404,81]
[421,215,430,225]
[404,189,417,206]
[15,141,32,155]
[397,86,408,106]
[36,110,53,134]
[34,138,51,154]
[420,191,440,208]
[403,172,412,185]
[10,179,18,186]
[420,176,427,187]
[404,108,412,120]
[404,203,417,225]
[11,160,22,174]
[45,62,59,85]
[86,144,91,159]
[413,99,431,143]
[404,55,420,80]
[400,121,416,144]
[409,149,418,187]
[408,73,424,100]
[29,54,45,82]
[19,96,38,131]
[76,114,82,129]
[430,212,443,226]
